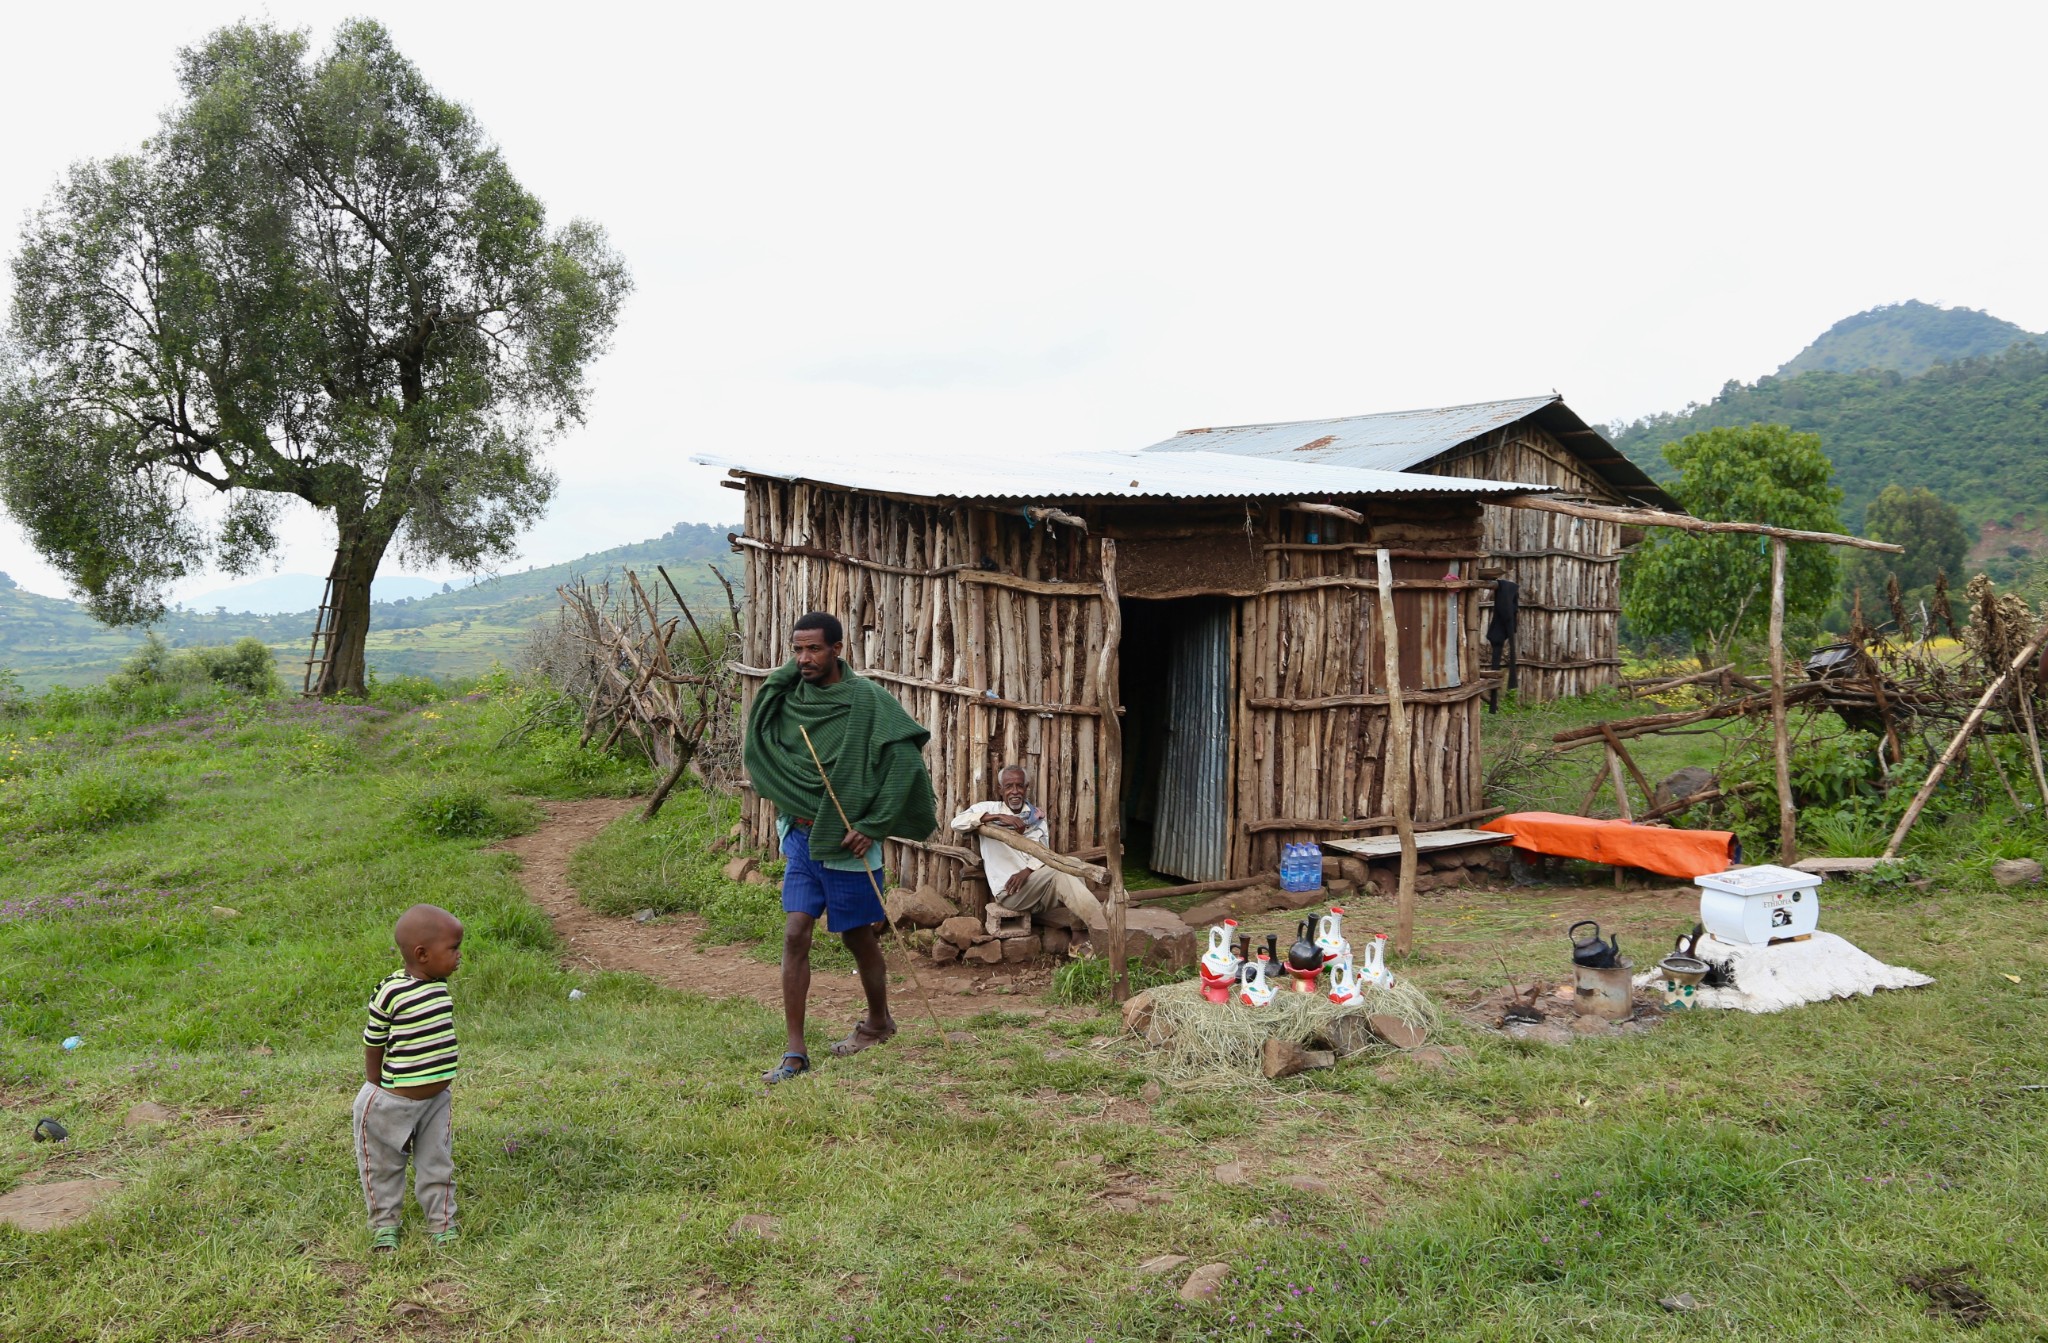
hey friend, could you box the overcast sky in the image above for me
[4,2,2043,603]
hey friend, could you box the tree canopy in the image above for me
[1621,425,1844,665]
[0,19,629,694]
[1844,485,1969,621]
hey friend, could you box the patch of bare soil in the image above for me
[0,1176,123,1232]
[496,798,1041,1024]
[1901,1265,1997,1327]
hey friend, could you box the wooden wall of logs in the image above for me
[730,473,1493,902]
[1425,424,1631,700]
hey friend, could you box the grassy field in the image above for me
[2,675,2046,1340]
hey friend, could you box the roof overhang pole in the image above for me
[1498,494,1904,554]
[1286,501,1367,525]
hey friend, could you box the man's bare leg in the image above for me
[779,910,816,1060]
[1052,872,1109,930]
[830,922,897,1056]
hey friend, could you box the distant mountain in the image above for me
[0,521,741,689]
[1610,339,2048,583]
[183,573,444,614]
[1779,300,2043,378]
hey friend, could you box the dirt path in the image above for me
[497,797,1044,1022]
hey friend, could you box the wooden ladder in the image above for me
[301,575,340,695]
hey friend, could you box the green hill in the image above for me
[0,522,739,690]
[1610,343,2048,580]
[1779,300,2043,377]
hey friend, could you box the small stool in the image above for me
[985,904,1033,940]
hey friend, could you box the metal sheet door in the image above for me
[1148,602,1233,882]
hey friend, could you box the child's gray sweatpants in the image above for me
[351,1083,456,1232]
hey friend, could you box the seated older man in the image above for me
[950,764,1107,932]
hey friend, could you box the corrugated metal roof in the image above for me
[692,446,1547,502]
[1142,394,1679,511]
[1143,396,1561,469]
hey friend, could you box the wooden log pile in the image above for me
[551,567,743,819]
[1545,574,2048,862]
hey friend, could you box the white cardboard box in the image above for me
[1695,864,1822,945]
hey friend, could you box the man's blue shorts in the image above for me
[780,825,887,934]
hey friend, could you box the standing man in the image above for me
[743,612,936,1084]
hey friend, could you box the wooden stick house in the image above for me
[1143,397,1680,700]
[695,446,1555,904]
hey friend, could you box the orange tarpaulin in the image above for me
[1482,812,1738,880]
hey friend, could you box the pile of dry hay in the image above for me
[1131,976,1439,1080]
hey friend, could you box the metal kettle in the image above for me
[1569,920,1620,969]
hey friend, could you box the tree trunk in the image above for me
[311,525,393,698]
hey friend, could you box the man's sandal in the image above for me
[429,1229,460,1248]
[762,1052,810,1085]
[370,1226,400,1254]
[829,1021,897,1058]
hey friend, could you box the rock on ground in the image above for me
[936,916,984,948]
[0,1179,123,1232]
[1178,1263,1231,1303]
[1112,908,1198,969]
[1993,858,2042,887]
[886,886,959,929]
[1367,1014,1426,1049]
[1212,1161,1247,1187]
[123,1101,175,1128]
[1653,766,1717,813]
[1261,1037,1335,1080]
[1137,1254,1189,1276]
[720,856,758,883]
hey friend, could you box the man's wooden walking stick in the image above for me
[798,726,949,1048]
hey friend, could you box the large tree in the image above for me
[1844,485,1971,621]
[0,20,628,694]
[1622,424,1844,667]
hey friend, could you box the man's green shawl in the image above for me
[743,660,937,864]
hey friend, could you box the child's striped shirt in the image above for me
[363,972,458,1087]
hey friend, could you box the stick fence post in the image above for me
[1374,549,1418,957]
[1769,538,1796,864]
[1095,539,1129,999]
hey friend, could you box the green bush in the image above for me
[107,635,280,698]
[399,779,527,839]
[367,672,444,709]
[0,767,169,836]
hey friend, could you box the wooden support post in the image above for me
[1095,538,1129,999]
[1605,745,1634,822]
[2015,685,2048,817]
[1374,548,1418,957]
[1605,743,1632,889]
[1599,723,1655,807]
[1884,622,2048,859]
[1769,538,1796,865]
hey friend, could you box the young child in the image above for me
[353,903,464,1253]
